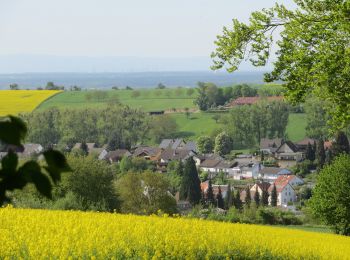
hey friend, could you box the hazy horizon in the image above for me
[0,0,295,73]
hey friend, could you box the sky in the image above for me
[0,0,295,72]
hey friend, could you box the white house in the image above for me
[268,177,297,207]
[229,163,261,180]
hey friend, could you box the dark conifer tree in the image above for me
[175,160,184,177]
[245,186,251,208]
[254,186,260,207]
[332,131,350,157]
[206,179,214,206]
[260,150,265,162]
[216,186,224,209]
[305,142,314,161]
[224,183,233,209]
[270,184,277,207]
[234,190,242,210]
[316,139,326,170]
[262,188,269,206]
[80,141,89,156]
[179,157,201,205]
[312,141,317,161]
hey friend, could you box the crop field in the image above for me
[0,90,61,116]
[38,89,197,112]
[1,207,349,259]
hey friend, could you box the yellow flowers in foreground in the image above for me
[0,207,349,259]
[0,90,61,116]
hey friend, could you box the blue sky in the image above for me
[0,0,294,58]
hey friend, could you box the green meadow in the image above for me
[38,89,307,141]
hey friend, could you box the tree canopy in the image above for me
[212,0,350,129]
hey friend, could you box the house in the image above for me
[250,182,271,197]
[72,143,106,154]
[296,138,316,152]
[226,96,284,107]
[274,174,304,187]
[268,178,297,207]
[193,154,223,167]
[260,138,283,154]
[258,167,292,182]
[133,146,162,161]
[159,139,197,152]
[18,144,44,158]
[229,163,261,180]
[200,181,230,199]
[100,149,132,163]
[274,141,304,161]
[199,158,236,178]
[158,149,196,164]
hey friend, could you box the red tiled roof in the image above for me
[268,175,296,193]
[227,96,284,107]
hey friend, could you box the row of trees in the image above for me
[22,106,178,149]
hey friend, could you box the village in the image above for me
[1,135,328,212]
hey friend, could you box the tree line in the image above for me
[21,106,178,150]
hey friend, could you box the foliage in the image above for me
[117,171,177,215]
[316,139,326,170]
[309,154,350,235]
[61,155,119,211]
[270,184,277,207]
[331,131,350,157]
[179,157,201,205]
[9,83,19,90]
[212,0,350,129]
[149,115,178,143]
[214,131,232,156]
[23,106,150,149]
[0,116,70,206]
[222,101,289,148]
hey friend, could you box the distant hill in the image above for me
[0,71,267,89]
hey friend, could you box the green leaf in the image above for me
[43,150,71,183]
[0,151,18,175]
[0,116,27,146]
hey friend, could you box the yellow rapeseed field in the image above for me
[0,90,61,116]
[0,207,349,259]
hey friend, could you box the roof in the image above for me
[159,149,194,161]
[254,182,271,192]
[324,141,332,150]
[268,175,296,193]
[296,138,316,146]
[259,167,291,175]
[105,149,131,161]
[73,143,97,150]
[260,138,283,151]
[22,144,43,155]
[216,160,237,169]
[133,146,162,157]
[201,181,229,198]
[159,139,197,151]
[227,96,284,107]
[199,159,221,168]
[275,141,299,153]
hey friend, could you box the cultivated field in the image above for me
[38,89,196,112]
[0,207,349,259]
[0,90,61,116]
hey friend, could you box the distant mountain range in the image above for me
[0,55,272,89]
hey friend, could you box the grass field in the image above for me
[287,113,307,142]
[38,89,196,112]
[0,90,61,116]
[38,90,307,141]
[1,207,349,259]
